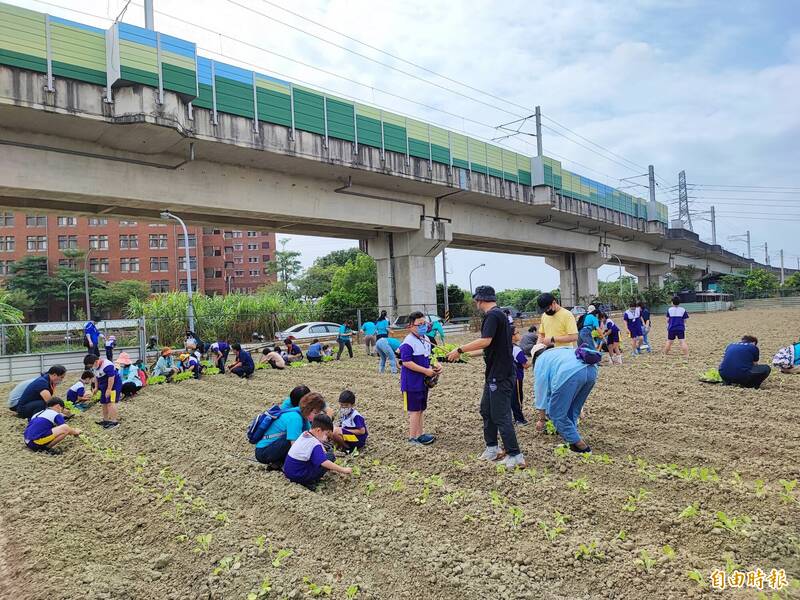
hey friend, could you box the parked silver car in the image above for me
[274,321,342,341]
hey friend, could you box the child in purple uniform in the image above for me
[23,398,81,453]
[66,371,94,408]
[283,414,352,490]
[330,390,368,452]
[664,297,689,356]
[599,313,623,365]
[623,303,643,355]
[399,311,442,446]
[511,327,530,425]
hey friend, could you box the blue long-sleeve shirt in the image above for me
[534,347,597,412]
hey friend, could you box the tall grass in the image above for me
[127,291,321,347]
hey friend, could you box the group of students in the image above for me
[249,385,367,489]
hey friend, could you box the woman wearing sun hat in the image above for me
[152,347,180,381]
[117,352,143,398]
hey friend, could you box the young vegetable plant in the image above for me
[713,511,751,535]
[686,570,705,587]
[778,479,797,504]
[270,547,293,568]
[545,420,557,435]
[254,535,267,556]
[489,490,506,507]
[213,511,229,525]
[193,533,212,555]
[553,444,570,458]
[246,577,273,600]
[538,521,565,542]
[211,555,240,577]
[635,549,656,573]
[622,488,650,512]
[679,502,700,519]
[567,477,589,492]
[364,481,377,497]
[345,584,359,599]
[390,479,405,493]
[508,506,525,530]
[574,541,605,561]
[303,577,332,597]
[753,479,768,498]
[662,545,676,560]
[414,486,430,505]
[441,491,465,506]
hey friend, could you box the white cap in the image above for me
[587,305,596,313]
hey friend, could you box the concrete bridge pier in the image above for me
[626,263,670,289]
[367,217,452,318]
[545,252,606,307]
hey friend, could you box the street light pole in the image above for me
[160,211,196,332]
[84,247,94,319]
[468,263,486,295]
[610,254,633,296]
[65,279,76,348]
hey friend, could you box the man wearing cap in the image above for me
[536,293,579,349]
[447,286,525,469]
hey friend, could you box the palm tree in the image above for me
[0,291,23,324]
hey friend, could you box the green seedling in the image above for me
[581,452,612,465]
[462,514,477,523]
[246,576,273,600]
[211,555,240,576]
[441,491,465,506]
[452,459,466,468]
[778,479,797,503]
[574,541,605,561]
[724,556,741,575]
[371,459,381,466]
[489,490,505,507]
[414,486,430,505]
[345,584,359,599]
[303,577,332,597]
[173,371,193,382]
[623,488,650,512]
[616,530,627,541]
[147,375,166,385]
[390,479,405,493]
[679,502,699,519]
[508,506,525,529]
[545,420,557,435]
[193,533,212,555]
[191,497,207,512]
[254,535,267,555]
[553,511,571,527]
[175,534,188,543]
[553,444,570,458]
[636,458,658,481]
[350,465,361,477]
[213,511,229,525]
[754,479,768,498]
[270,548,293,568]
[204,367,220,375]
[730,471,743,485]
[567,477,589,492]
[496,464,507,475]
[687,570,706,588]
[425,474,444,487]
[635,549,656,573]
[662,545,676,560]
[364,481,377,497]
[713,511,751,534]
[538,522,564,541]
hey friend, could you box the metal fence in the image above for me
[0,319,142,356]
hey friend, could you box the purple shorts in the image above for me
[403,390,428,413]
[668,329,685,340]
[627,323,643,338]
[607,330,620,344]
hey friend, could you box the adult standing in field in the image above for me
[84,316,102,355]
[229,343,255,378]
[447,286,525,469]
[536,293,578,348]
[638,301,652,352]
[623,302,644,355]
[530,343,597,453]
[336,320,354,360]
[16,365,66,420]
[399,311,442,445]
[718,335,771,389]
[375,311,390,341]
[664,297,690,356]
[361,320,377,356]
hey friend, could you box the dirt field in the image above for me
[0,309,798,600]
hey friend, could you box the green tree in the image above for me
[496,288,543,312]
[265,239,302,293]
[92,280,151,315]
[319,254,378,323]
[665,265,697,293]
[596,277,639,309]
[315,248,362,269]
[744,269,779,296]
[782,271,800,291]
[0,290,23,324]
[4,289,34,317]
[718,273,747,296]
[6,256,58,312]
[436,283,471,318]
[51,267,105,301]
[294,248,367,300]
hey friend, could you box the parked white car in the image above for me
[274,322,342,341]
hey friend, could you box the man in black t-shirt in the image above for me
[447,285,525,468]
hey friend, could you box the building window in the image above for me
[234,257,244,264]
[224,246,234,254]
[223,231,232,239]
[233,244,244,252]
[247,231,258,237]
[59,258,77,269]
[0,212,14,227]
[149,234,168,249]
[26,215,47,227]
[202,227,215,235]
[150,257,169,272]
[88,217,108,226]
[247,243,258,251]
[248,256,259,263]
[224,261,234,269]
[120,234,139,249]
[120,257,140,273]
[177,256,198,270]
[261,241,271,250]
[234,269,244,277]
[249,269,260,277]
[179,279,199,292]
[89,234,109,250]
[119,220,138,226]
[150,279,170,293]
[262,254,271,262]
[58,235,78,250]
[89,257,109,273]
[0,236,14,252]
[177,234,197,248]
[0,260,13,275]
[57,216,77,227]
[232,231,243,238]
[27,235,47,251]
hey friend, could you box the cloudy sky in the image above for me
[16,0,800,290]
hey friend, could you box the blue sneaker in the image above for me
[407,437,424,447]
[416,433,436,445]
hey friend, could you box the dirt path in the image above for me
[0,308,798,599]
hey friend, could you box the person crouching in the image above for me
[283,413,352,490]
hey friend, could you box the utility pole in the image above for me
[746,230,751,259]
[710,206,716,246]
[780,249,785,284]
[144,0,154,30]
[677,170,693,231]
[441,249,449,321]
[534,106,542,157]
[765,242,769,266]
[648,165,656,204]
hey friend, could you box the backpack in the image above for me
[576,313,586,330]
[575,344,602,365]
[246,405,289,444]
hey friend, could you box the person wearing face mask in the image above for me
[329,390,368,452]
[399,311,442,446]
[446,286,525,469]
[536,293,578,349]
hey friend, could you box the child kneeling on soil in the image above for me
[255,392,326,468]
[329,390,368,452]
[283,413,352,489]
[24,398,81,453]
[66,371,95,408]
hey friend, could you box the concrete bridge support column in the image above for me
[367,217,451,319]
[626,264,670,289]
[545,252,606,307]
